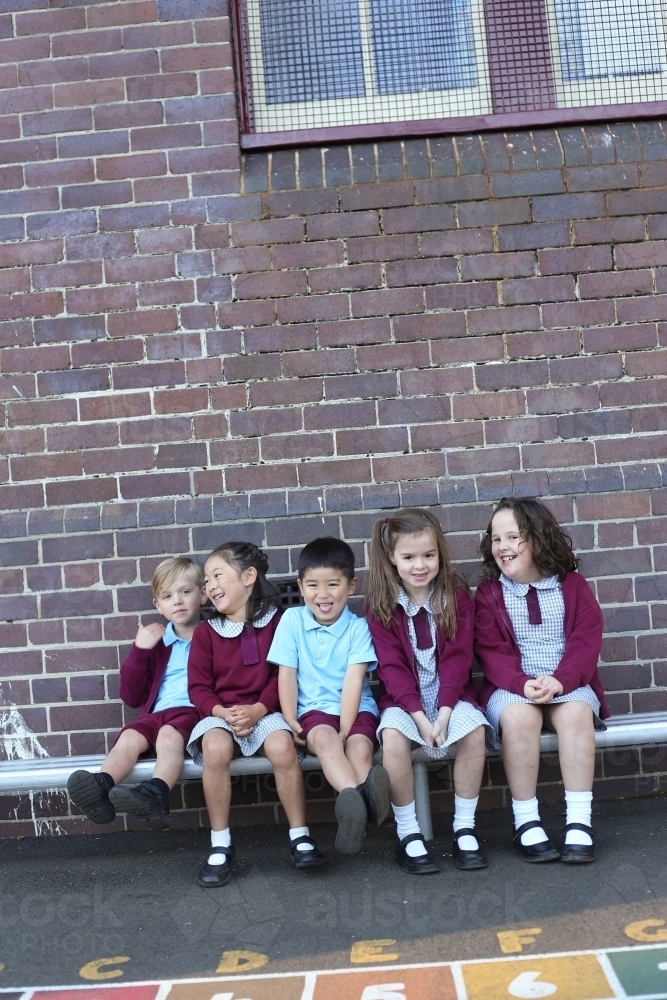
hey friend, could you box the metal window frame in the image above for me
[232,0,667,149]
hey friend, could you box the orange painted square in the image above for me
[314,965,456,1000]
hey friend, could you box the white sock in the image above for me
[453,794,479,851]
[209,827,231,864]
[512,797,548,846]
[565,790,593,846]
[392,801,427,857]
[289,825,312,852]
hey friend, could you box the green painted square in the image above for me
[607,946,667,997]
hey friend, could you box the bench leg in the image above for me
[413,761,433,842]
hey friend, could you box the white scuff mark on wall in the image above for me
[0,705,49,761]
[0,705,66,836]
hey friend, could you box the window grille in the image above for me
[232,0,667,146]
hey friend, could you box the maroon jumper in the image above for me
[367,588,480,715]
[474,572,609,719]
[187,613,283,719]
[117,642,200,747]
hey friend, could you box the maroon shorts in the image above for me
[299,710,379,748]
[117,707,200,750]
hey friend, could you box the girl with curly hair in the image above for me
[475,497,609,865]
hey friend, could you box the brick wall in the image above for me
[2,0,667,836]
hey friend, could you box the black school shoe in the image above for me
[452,828,488,870]
[357,764,391,826]
[198,842,236,888]
[560,823,596,863]
[290,835,327,869]
[394,833,441,874]
[513,821,561,863]
[67,770,116,824]
[334,787,368,854]
[109,781,171,831]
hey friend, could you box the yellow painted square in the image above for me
[462,953,614,1000]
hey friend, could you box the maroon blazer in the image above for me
[367,588,479,714]
[187,612,282,719]
[119,641,171,718]
[474,571,609,719]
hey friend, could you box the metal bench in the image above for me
[1,711,666,840]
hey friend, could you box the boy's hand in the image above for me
[339,729,348,747]
[286,718,306,747]
[135,623,166,649]
[431,707,452,747]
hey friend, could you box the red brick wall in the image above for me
[2,0,667,834]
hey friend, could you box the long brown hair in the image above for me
[206,541,281,622]
[366,508,468,638]
[479,497,579,581]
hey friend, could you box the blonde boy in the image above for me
[67,557,206,830]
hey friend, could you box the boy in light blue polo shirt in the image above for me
[270,537,390,856]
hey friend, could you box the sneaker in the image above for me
[67,770,115,825]
[109,781,171,831]
[357,764,390,826]
[334,787,367,854]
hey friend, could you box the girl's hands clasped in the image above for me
[524,675,563,704]
[430,706,452,747]
[412,708,451,748]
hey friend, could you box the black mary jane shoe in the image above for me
[452,828,488,870]
[560,823,596,864]
[109,781,171,831]
[197,842,236,888]
[394,833,441,875]
[357,764,391,827]
[513,821,560,863]
[290,835,327,870]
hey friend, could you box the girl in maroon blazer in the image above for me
[475,497,609,866]
[187,541,325,888]
[366,509,491,876]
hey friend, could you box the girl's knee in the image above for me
[552,701,594,733]
[459,725,486,752]
[380,727,411,759]
[202,729,234,767]
[265,731,297,768]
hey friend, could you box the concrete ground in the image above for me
[1,795,667,995]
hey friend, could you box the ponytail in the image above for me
[207,541,281,623]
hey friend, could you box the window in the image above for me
[233,0,667,146]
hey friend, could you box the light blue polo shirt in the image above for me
[268,605,379,718]
[152,622,194,711]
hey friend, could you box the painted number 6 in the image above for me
[508,971,558,998]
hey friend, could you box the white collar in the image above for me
[208,604,277,638]
[500,574,560,597]
[397,586,435,617]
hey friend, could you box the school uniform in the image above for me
[475,571,609,739]
[268,604,379,745]
[368,586,491,759]
[118,622,200,747]
[186,606,292,763]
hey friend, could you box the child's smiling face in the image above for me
[298,566,356,626]
[490,509,542,584]
[204,554,257,622]
[389,529,439,599]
